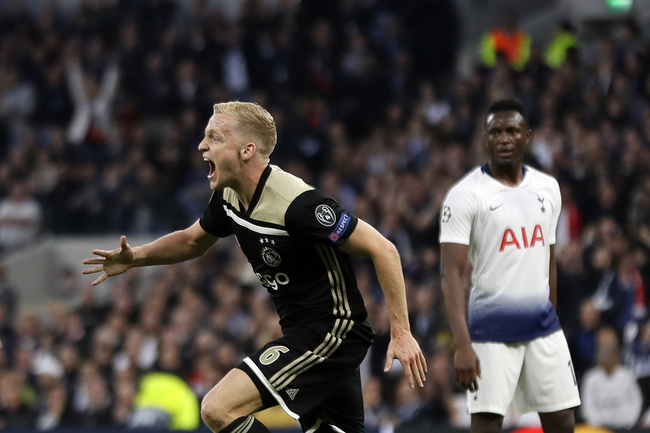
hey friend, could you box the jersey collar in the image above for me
[481,163,528,183]
[240,164,272,216]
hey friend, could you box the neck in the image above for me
[232,162,267,210]
[488,162,524,187]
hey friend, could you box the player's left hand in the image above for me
[384,332,428,388]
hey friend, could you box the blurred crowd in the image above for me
[0,0,650,430]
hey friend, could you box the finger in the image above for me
[83,258,105,265]
[82,266,104,275]
[92,273,108,286]
[415,362,425,387]
[403,362,415,389]
[476,359,482,379]
[420,351,428,373]
[91,249,112,258]
[120,235,128,250]
[471,378,479,392]
[384,351,394,372]
[462,370,475,390]
[458,372,469,390]
[415,356,426,386]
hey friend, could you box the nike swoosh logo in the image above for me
[489,205,503,211]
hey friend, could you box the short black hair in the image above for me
[486,99,528,125]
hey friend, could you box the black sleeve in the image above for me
[199,191,234,238]
[284,189,358,245]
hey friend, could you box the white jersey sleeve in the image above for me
[439,182,477,245]
[548,178,562,245]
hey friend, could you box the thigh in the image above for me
[299,369,364,433]
[201,368,265,424]
[238,322,370,422]
[514,331,581,415]
[470,412,504,433]
[538,408,575,433]
[468,341,525,416]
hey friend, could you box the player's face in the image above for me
[198,114,243,190]
[484,111,531,168]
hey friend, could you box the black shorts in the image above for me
[238,318,374,433]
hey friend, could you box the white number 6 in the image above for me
[259,345,289,365]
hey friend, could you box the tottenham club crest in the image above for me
[315,204,336,227]
[261,246,281,267]
[441,205,452,223]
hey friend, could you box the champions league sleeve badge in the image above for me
[315,204,336,227]
[441,205,452,223]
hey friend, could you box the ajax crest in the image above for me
[262,247,281,267]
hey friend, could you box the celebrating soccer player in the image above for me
[83,102,427,433]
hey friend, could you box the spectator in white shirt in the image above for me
[581,326,642,428]
[0,180,42,252]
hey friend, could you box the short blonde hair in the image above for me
[213,102,277,158]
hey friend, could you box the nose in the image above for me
[498,131,511,143]
[198,138,208,151]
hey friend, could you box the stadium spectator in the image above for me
[0,370,36,429]
[480,12,531,71]
[0,180,42,252]
[544,21,579,70]
[580,326,642,428]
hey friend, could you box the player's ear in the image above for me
[241,142,256,160]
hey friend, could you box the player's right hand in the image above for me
[454,345,481,392]
[82,235,135,286]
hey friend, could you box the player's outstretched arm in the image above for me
[82,220,218,286]
[440,242,481,392]
[340,219,427,389]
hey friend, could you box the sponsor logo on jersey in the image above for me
[328,212,351,242]
[315,204,336,227]
[441,205,452,223]
[261,246,282,267]
[499,225,545,251]
[285,388,299,400]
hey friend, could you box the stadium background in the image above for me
[1,0,650,431]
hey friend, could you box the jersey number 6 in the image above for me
[260,345,290,365]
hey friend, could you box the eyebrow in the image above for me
[205,129,225,140]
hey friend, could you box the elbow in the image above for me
[381,238,401,262]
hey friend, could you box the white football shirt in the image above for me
[439,164,562,342]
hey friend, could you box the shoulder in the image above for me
[445,166,484,199]
[265,165,315,204]
[525,166,561,202]
[526,166,559,189]
[250,165,315,225]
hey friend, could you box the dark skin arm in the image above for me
[440,242,481,392]
[549,244,557,311]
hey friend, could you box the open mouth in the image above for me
[497,148,514,157]
[204,158,216,178]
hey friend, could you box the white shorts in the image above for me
[467,330,581,416]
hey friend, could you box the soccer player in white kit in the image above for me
[439,100,581,432]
